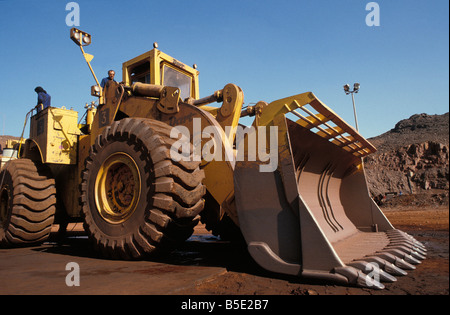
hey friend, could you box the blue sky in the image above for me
[0,0,448,139]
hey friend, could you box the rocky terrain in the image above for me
[364,112,449,205]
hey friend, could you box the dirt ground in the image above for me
[178,206,449,295]
[1,205,447,296]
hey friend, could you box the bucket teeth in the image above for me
[363,256,408,276]
[340,229,428,287]
[348,261,397,283]
[372,252,416,270]
[334,266,385,289]
[384,245,426,260]
[380,249,422,265]
[396,241,425,250]
[390,238,425,249]
[389,238,426,249]
[386,230,427,257]
[386,230,426,250]
[386,242,427,253]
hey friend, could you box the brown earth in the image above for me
[1,205,446,296]
[178,204,449,295]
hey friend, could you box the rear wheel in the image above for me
[80,118,205,259]
[0,159,56,247]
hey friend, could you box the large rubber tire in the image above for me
[80,118,206,259]
[0,159,56,247]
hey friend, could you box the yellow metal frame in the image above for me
[255,92,376,158]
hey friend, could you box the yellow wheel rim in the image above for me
[95,152,141,224]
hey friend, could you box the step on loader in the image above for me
[0,28,425,289]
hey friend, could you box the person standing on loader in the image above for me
[34,86,51,112]
[100,70,117,89]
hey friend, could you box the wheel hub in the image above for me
[95,153,141,224]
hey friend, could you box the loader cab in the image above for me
[122,45,200,101]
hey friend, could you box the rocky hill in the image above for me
[364,112,449,205]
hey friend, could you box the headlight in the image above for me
[91,85,101,97]
[70,28,92,47]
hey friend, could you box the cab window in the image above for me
[162,65,192,100]
[130,61,150,84]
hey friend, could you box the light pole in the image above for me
[343,83,360,131]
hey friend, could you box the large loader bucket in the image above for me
[234,92,426,289]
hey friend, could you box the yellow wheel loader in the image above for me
[0,28,426,288]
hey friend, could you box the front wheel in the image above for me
[80,118,205,259]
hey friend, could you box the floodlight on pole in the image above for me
[70,28,100,88]
[343,83,360,131]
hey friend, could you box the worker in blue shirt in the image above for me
[100,70,116,88]
[34,86,51,112]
